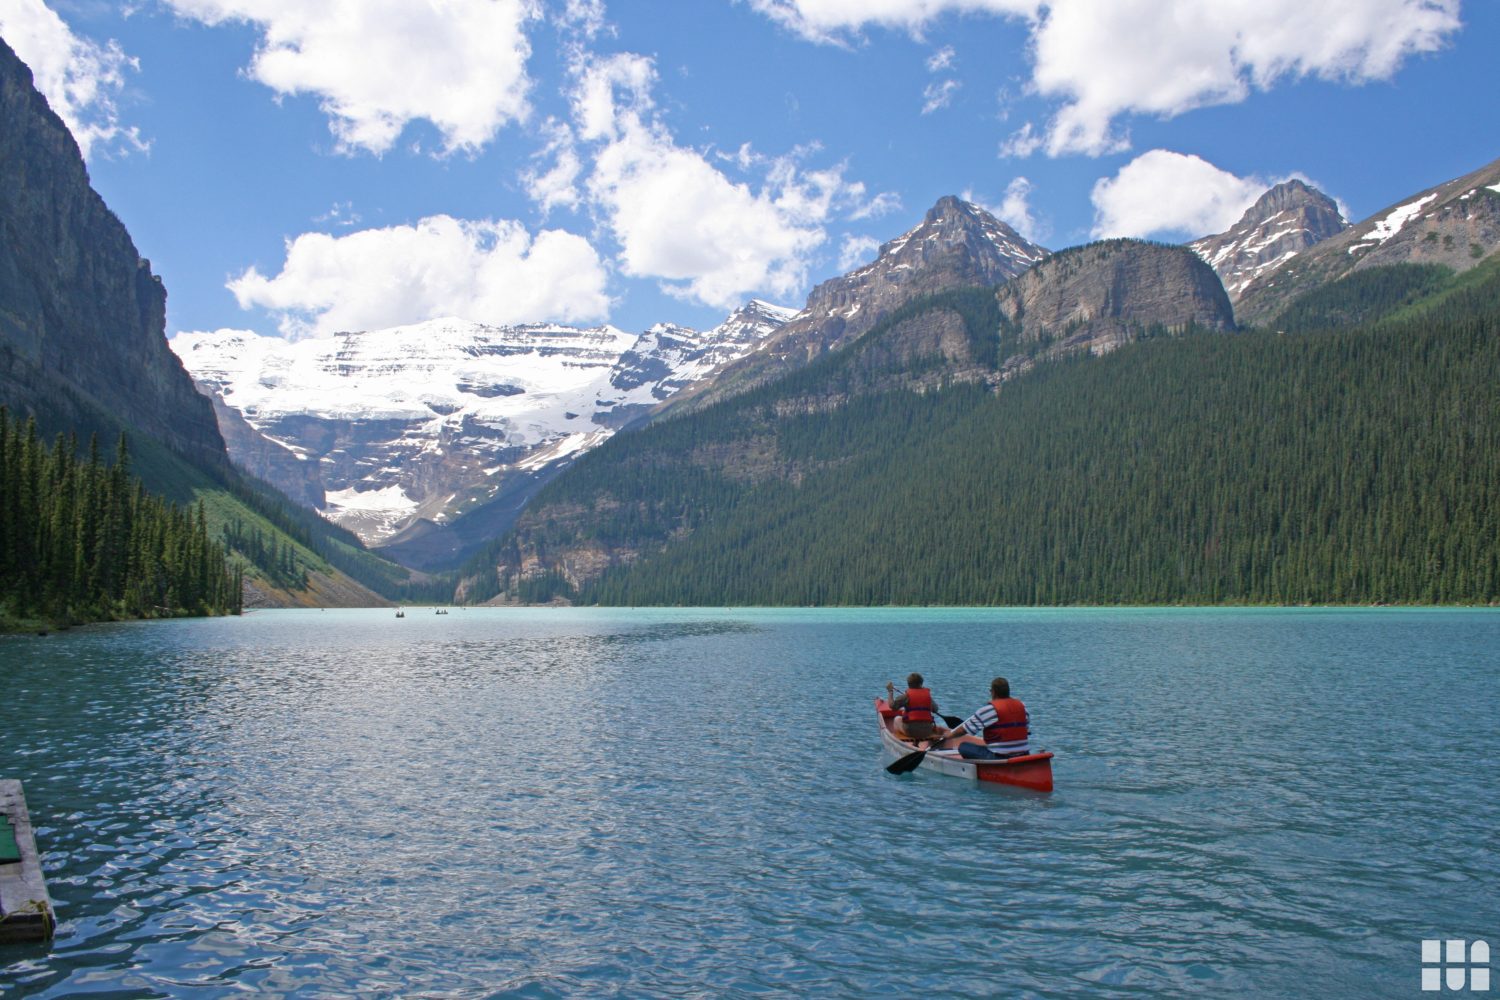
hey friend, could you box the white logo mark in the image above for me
[1423,939,1491,992]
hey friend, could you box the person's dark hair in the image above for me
[907,672,924,688]
[991,676,1010,699]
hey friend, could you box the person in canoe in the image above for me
[885,673,940,743]
[934,676,1031,759]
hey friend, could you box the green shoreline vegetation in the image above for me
[0,409,241,632]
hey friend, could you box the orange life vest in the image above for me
[983,697,1028,748]
[901,687,934,724]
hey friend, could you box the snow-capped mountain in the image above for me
[1188,180,1349,302]
[173,301,793,548]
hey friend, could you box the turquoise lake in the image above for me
[1,607,1496,997]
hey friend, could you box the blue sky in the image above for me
[3,0,1495,339]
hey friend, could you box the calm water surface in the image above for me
[0,608,1496,998]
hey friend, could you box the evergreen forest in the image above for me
[465,260,1500,607]
[0,411,241,627]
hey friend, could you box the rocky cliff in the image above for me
[680,196,1048,406]
[0,38,224,468]
[1189,180,1349,302]
[1235,157,1500,325]
[996,240,1235,358]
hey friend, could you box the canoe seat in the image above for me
[0,815,20,865]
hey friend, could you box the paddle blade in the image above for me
[941,715,964,728]
[885,750,927,775]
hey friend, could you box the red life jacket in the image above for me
[901,687,934,724]
[983,698,1028,748]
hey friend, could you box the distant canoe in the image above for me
[877,698,1054,792]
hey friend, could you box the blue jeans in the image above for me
[958,743,999,760]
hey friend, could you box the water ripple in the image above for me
[2,608,1497,998]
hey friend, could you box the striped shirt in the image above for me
[960,702,1031,755]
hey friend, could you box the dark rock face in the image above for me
[200,383,325,508]
[1189,180,1349,302]
[682,196,1047,406]
[0,38,223,466]
[995,239,1235,356]
[1236,157,1500,325]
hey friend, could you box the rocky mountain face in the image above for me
[997,240,1235,359]
[1189,180,1349,302]
[679,196,1048,407]
[473,236,1240,602]
[0,38,224,467]
[174,302,792,556]
[1235,157,1500,325]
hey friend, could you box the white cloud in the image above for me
[558,0,607,38]
[964,177,1046,243]
[227,215,611,338]
[161,0,537,155]
[837,234,881,271]
[926,45,956,72]
[750,0,1463,157]
[522,118,583,215]
[1030,0,1462,156]
[571,50,655,141]
[849,190,902,220]
[1090,150,1265,239]
[998,121,1043,158]
[747,0,1038,44]
[0,0,145,158]
[570,51,864,310]
[921,78,960,114]
[312,200,361,227]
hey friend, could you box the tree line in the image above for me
[0,409,241,625]
[474,260,1500,607]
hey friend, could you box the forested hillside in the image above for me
[0,412,239,628]
[464,261,1500,607]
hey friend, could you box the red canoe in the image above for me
[877,698,1054,792]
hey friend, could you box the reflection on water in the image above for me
[1,607,1497,998]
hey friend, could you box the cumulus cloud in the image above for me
[161,0,536,155]
[751,0,1463,157]
[227,215,611,338]
[1090,150,1266,239]
[1030,0,1462,156]
[568,51,866,309]
[0,0,145,158]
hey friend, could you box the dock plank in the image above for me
[0,779,55,943]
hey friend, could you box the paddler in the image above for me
[885,673,939,743]
[934,676,1031,759]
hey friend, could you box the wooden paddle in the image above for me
[885,748,930,774]
[884,709,968,774]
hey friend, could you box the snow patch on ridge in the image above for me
[1363,193,1439,245]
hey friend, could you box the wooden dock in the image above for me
[0,780,54,943]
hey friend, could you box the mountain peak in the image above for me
[1190,179,1349,302]
[1243,179,1342,224]
[877,195,1043,266]
[677,198,1048,408]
